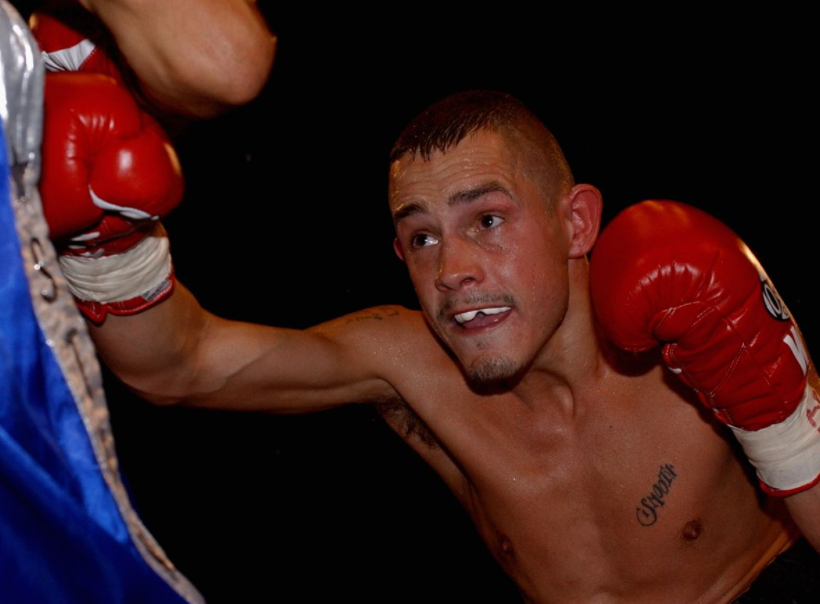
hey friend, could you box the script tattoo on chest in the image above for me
[635,464,678,527]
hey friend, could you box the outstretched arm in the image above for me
[92,282,410,412]
[40,71,409,415]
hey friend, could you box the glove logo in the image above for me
[761,277,790,322]
[759,277,810,377]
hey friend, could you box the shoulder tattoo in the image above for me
[344,307,400,325]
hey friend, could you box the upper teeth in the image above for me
[454,307,511,324]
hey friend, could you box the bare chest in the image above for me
[408,368,792,603]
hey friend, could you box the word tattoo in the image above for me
[344,307,399,324]
[635,464,678,527]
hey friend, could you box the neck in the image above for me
[512,259,610,410]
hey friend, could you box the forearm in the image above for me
[78,0,275,117]
[88,282,213,405]
[785,485,820,553]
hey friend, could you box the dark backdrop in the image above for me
[30,5,817,603]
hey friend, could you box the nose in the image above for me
[435,237,484,292]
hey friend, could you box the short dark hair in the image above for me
[389,90,574,202]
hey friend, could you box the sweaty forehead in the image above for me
[388,130,525,211]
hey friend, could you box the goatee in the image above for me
[466,355,522,388]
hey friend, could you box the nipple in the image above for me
[497,532,515,558]
[682,519,702,541]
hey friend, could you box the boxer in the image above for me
[38,14,820,590]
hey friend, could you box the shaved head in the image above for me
[390,91,574,209]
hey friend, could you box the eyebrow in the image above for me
[392,182,511,226]
[448,182,510,207]
[392,202,425,225]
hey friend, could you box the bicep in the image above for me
[93,285,400,411]
[185,312,400,412]
[177,305,434,412]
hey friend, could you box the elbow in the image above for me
[133,388,185,407]
[137,31,276,119]
[172,30,276,118]
[218,33,276,107]
[117,372,191,407]
[112,353,206,408]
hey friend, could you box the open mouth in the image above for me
[454,306,512,329]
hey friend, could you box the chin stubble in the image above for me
[428,293,521,386]
[466,355,521,386]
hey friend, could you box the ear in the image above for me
[563,184,603,258]
[393,237,406,262]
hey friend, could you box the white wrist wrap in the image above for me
[58,225,171,304]
[731,385,820,492]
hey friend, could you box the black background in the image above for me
[26,4,820,603]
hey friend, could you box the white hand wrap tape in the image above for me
[58,224,171,304]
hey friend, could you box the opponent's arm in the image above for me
[590,200,820,550]
[34,0,275,117]
[81,0,274,116]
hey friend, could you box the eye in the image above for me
[411,233,439,248]
[479,214,504,229]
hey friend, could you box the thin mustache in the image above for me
[437,294,515,323]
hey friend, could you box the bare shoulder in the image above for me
[308,305,453,384]
[311,305,425,336]
[311,306,469,482]
[313,304,470,401]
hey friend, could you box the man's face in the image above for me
[389,130,574,385]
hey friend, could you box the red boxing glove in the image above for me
[41,72,183,322]
[590,200,820,496]
[30,0,124,83]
